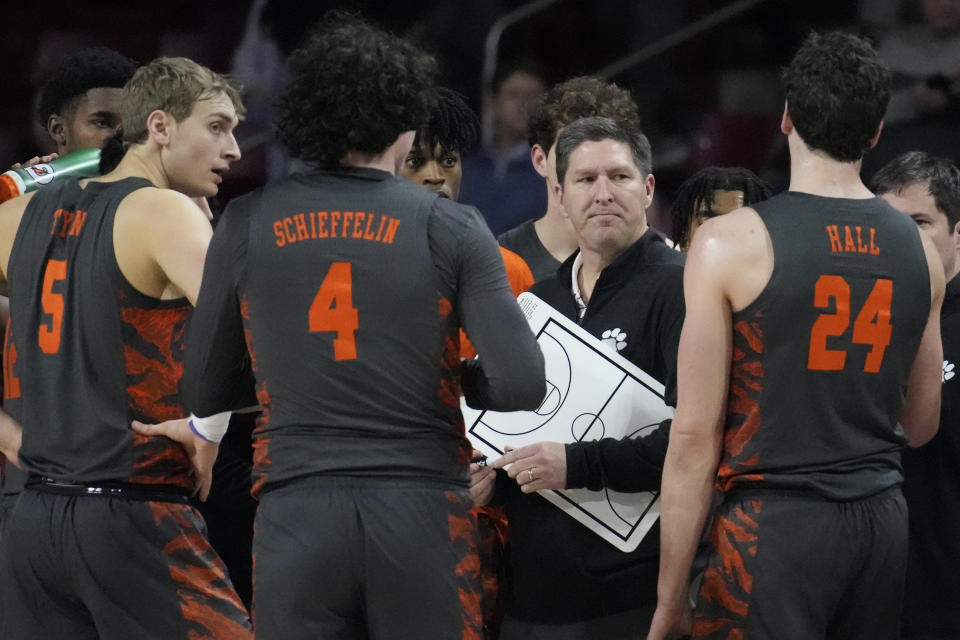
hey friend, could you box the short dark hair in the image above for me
[671,166,772,248]
[782,31,891,162]
[416,88,480,154]
[527,76,640,152]
[276,12,437,167]
[36,47,139,127]
[555,116,651,186]
[870,151,960,228]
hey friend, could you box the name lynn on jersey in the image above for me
[273,211,401,248]
[825,224,880,256]
[49,208,87,238]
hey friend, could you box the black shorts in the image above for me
[693,486,907,640]
[1,487,252,640]
[0,492,15,532]
[253,476,483,640]
[0,492,18,628]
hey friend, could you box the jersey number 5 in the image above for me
[309,261,359,361]
[39,259,67,354]
[808,275,893,373]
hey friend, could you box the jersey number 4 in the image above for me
[39,259,67,354]
[808,275,892,373]
[308,261,359,361]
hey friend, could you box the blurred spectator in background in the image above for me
[230,0,288,183]
[863,0,960,177]
[460,59,547,236]
[879,0,960,125]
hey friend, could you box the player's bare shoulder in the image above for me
[688,206,768,266]
[118,186,208,224]
[114,186,211,247]
[687,206,772,312]
[0,191,37,279]
[113,186,212,301]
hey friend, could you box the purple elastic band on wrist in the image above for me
[188,418,217,443]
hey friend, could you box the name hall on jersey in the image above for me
[273,211,401,248]
[825,224,880,256]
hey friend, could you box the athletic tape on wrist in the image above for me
[188,411,231,443]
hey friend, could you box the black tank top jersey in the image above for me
[223,169,471,493]
[719,192,930,500]
[6,178,193,487]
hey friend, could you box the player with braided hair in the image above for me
[400,87,534,357]
[669,166,771,251]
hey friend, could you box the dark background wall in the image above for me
[2,0,938,223]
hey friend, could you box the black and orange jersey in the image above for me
[2,315,25,497]
[719,192,930,500]
[183,167,545,497]
[6,177,193,488]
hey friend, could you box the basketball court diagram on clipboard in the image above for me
[463,292,674,552]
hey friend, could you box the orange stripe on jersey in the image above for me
[150,502,252,638]
[446,491,483,640]
[693,499,763,639]
[120,305,189,422]
[242,294,273,499]
[717,315,766,491]
[4,318,20,400]
[120,301,192,487]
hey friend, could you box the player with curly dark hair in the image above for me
[651,31,943,640]
[782,30,891,162]
[276,12,436,168]
[498,76,642,282]
[36,46,139,157]
[670,166,772,251]
[179,13,546,639]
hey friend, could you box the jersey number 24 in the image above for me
[808,275,892,373]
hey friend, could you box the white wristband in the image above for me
[188,411,231,444]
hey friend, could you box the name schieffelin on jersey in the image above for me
[273,211,400,248]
